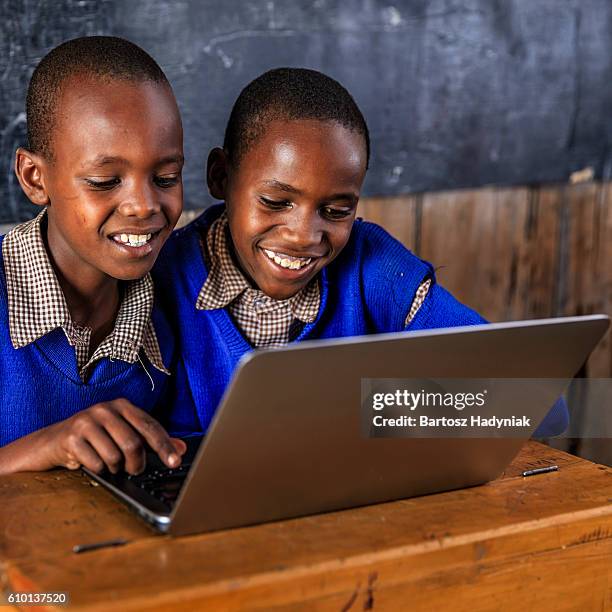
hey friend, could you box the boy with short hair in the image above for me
[0,36,186,474]
[154,67,567,437]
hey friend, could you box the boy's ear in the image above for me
[207,147,229,200]
[14,148,50,207]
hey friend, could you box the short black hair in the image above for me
[223,67,370,167]
[26,36,170,160]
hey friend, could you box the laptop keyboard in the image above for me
[85,435,204,514]
[126,463,191,505]
[123,436,203,507]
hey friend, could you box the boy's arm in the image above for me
[0,399,186,476]
[406,282,487,330]
[532,397,569,438]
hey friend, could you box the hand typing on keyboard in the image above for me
[124,436,201,506]
[127,462,191,505]
[0,398,187,475]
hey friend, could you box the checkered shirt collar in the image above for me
[196,212,320,324]
[2,209,169,376]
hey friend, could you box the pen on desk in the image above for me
[521,465,559,477]
[73,538,129,554]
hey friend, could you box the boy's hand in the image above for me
[0,399,186,475]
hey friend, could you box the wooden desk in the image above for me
[0,442,610,611]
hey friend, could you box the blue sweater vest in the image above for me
[0,236,174,447]
[154,204,568,438]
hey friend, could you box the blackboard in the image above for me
[1,0,611,223]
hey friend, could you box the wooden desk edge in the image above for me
[2,441,611,611]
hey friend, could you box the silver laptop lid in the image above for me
[169,315,609,535]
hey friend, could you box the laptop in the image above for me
[84,314,609,536]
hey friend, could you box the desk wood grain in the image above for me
[1,442,610,611]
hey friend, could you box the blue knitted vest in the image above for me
[0,236,174,446]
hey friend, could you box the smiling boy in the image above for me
[0,37,186,474]
[154,68,568,437]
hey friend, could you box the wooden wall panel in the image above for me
[561,183,599,317]
[356,182,612,378]
[521,186,562,320]
[418,187,534,322]
[594,184,612,378]
[356,195,419,252]
[560,183,612,378]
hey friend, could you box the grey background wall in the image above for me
[1,0,612,224]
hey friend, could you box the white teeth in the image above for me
[115,233,153,247]
[262,248,313,270]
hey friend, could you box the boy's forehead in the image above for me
[53,76,181,161]
[242,118,366,186]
